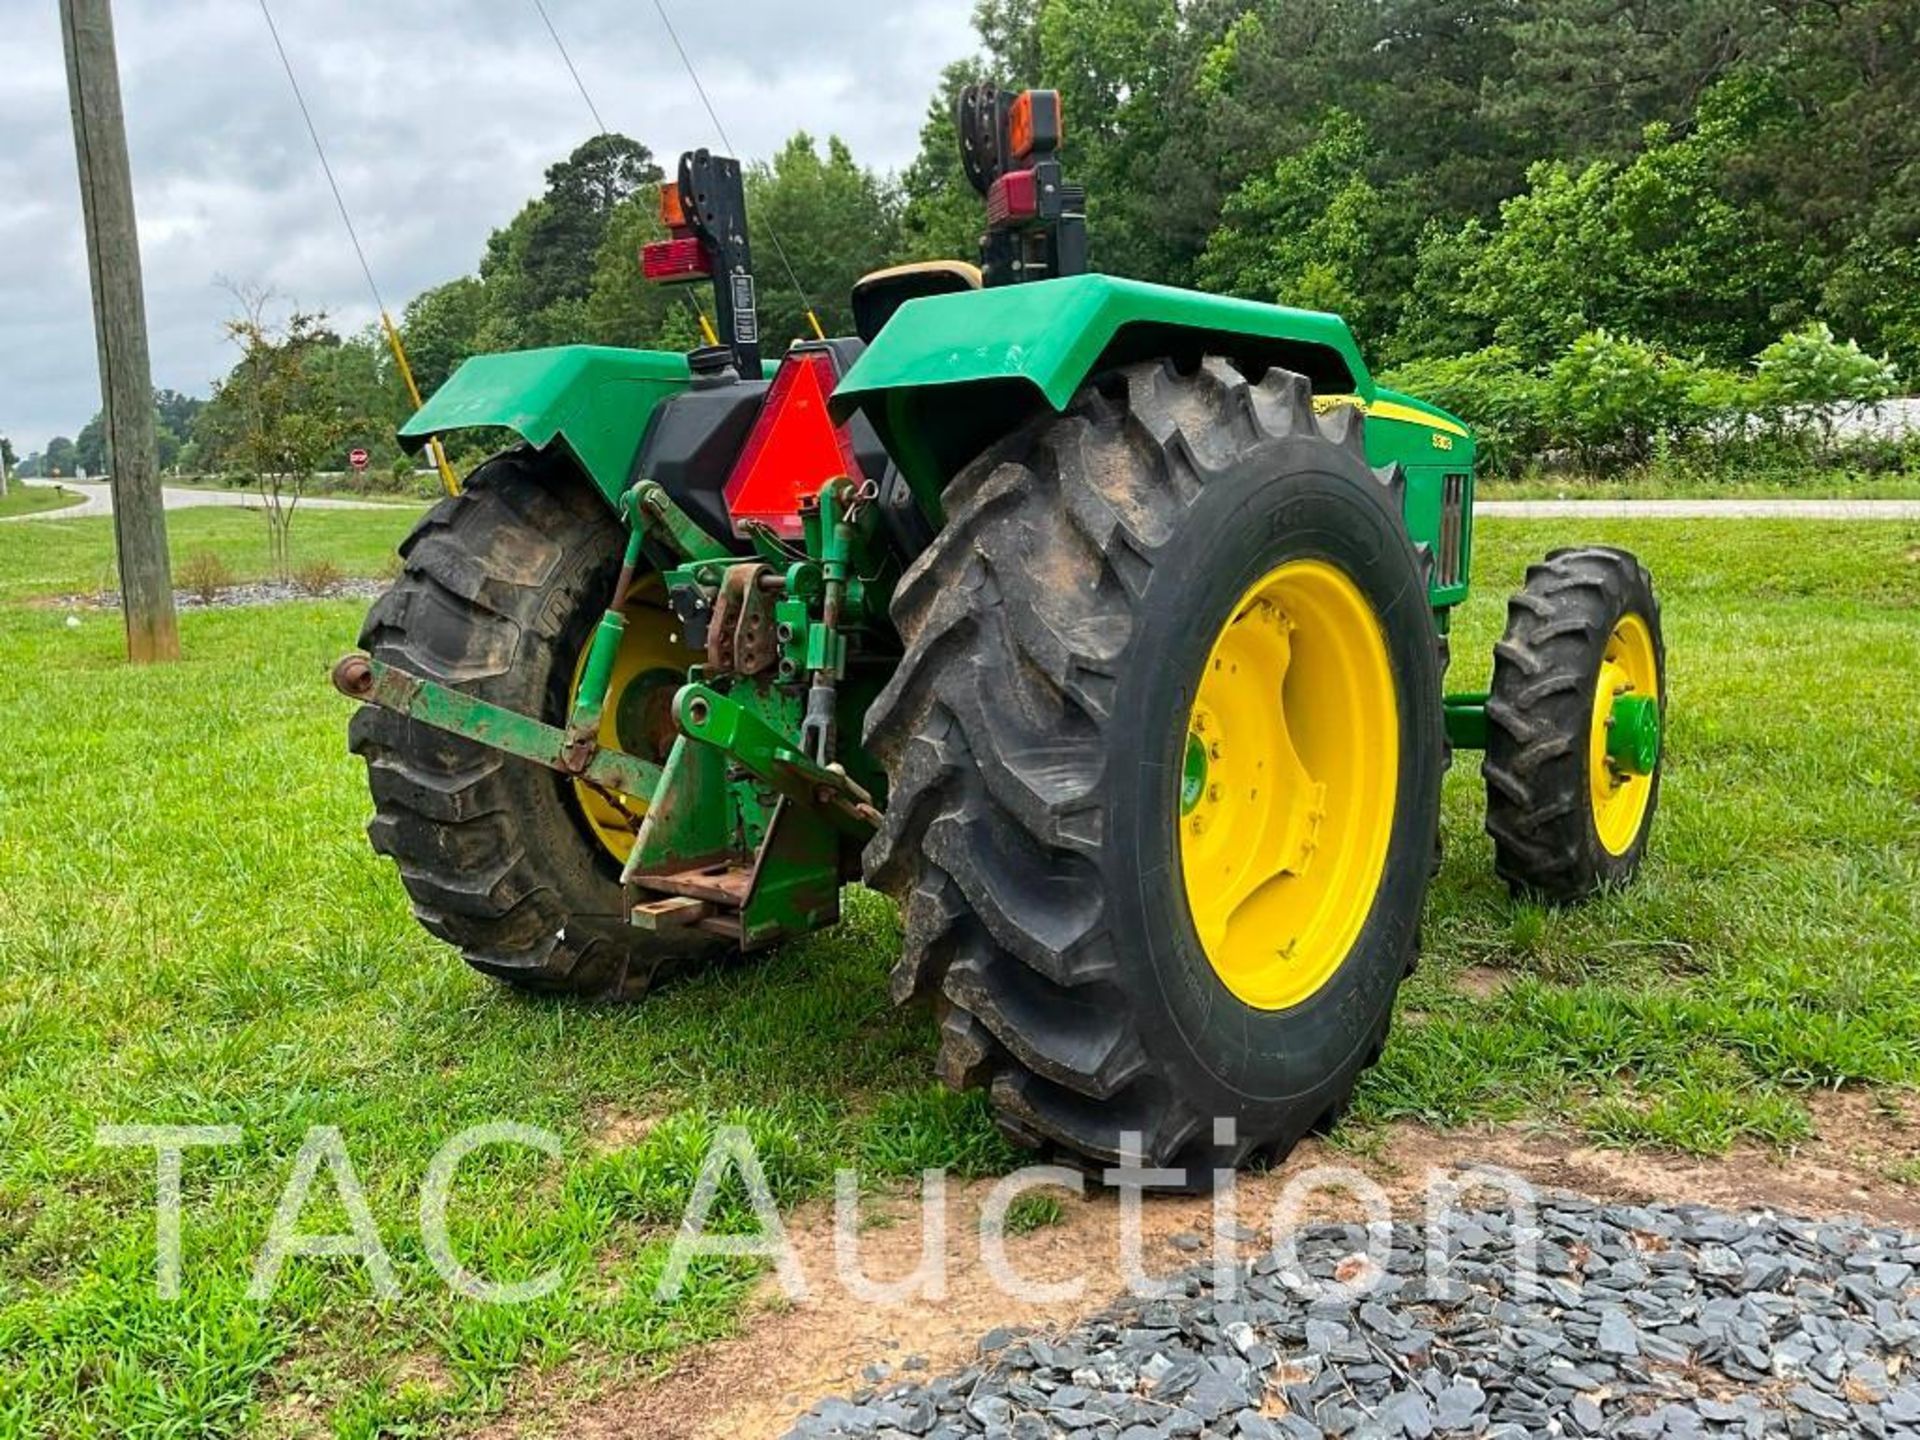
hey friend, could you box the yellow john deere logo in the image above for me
[1313,394,1469,442]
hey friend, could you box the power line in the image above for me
[648,0,824,339]
[256,0,461,495]
[530,0,609,136]
[527,0,719,348]
[256,0,386,316]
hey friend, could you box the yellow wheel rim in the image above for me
[1590,612,1659,856]
[568,579,684,863]
[1178,560,1399,1011]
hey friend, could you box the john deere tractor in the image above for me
[336,87,1665,1180]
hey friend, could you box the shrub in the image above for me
[290,558,345,596]
[1542,330,1702,467]
[347,455,424,496]
[1388,324,1904,480]
[1752,322,1900,448]
[176,549,232,603]
[1377,346,1546,474]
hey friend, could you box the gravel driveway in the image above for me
[791,1195,1920,1438]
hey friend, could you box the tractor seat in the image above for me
[850,260,982,343]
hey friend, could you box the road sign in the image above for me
[349,447,370,471]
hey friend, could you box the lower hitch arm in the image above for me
[330,653,663,801]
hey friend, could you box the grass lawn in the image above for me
[0,506,423,604]
[0,511,1916,1436]
[162,476,435,506]
[1480,467,1920,501]
[0,486,86,520]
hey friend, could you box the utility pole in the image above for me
[60,0,179,662]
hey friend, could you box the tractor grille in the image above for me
[1438,472,1468,587]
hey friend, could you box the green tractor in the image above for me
[335,86,1665,1181]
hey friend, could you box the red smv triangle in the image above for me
[723,350,864,538]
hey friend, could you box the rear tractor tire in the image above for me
[350,449,729,998]
[865,358,1446,1183]
[1484,546,1666,901]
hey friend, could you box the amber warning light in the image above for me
[642,182,711,281]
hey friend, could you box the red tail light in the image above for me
[642,237,712,282]
[724,350,863,538]
[986,169,1038,225]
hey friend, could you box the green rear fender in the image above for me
[397,346,696,507]
[827,274,1378,515]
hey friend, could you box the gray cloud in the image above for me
[0,0,978,454]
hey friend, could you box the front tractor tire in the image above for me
[865,359,1446,1182]
[1484,546,1666,901]
[350,449,726,998]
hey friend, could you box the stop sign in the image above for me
[348,447,370,471]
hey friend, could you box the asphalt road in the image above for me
[0,480,409,522]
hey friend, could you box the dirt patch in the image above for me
[1449,965,1515,1000]
[483,1096,1920,1439]
[585,1105,662,1153]
[1371,1092,1920,1231]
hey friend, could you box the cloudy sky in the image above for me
[0,0,978,455]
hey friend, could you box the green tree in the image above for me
[198,291,368,576]
[1489,0,1785,162]
[400,277,488,396]
[1197,110,1403,346]
[744,133,902,348]
[44,436,76,478]
[468,132,662,351]
[584,195,679,349]
[898,58,996,263]
[74,411,106,476]
[523,134,664,314]
[894,0,1187,279]
[71,390,207,477]
[1754,0,1920,373]
[1543,329,1697,467]
[1035,0,1180,278]
[1456,79,1804,365]
[153,389,203,471]
[306,329,412,467]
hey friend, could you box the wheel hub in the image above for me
[1605,693,1661,775]
[1178,560,1398,1011]
[1589,613,1660,856]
